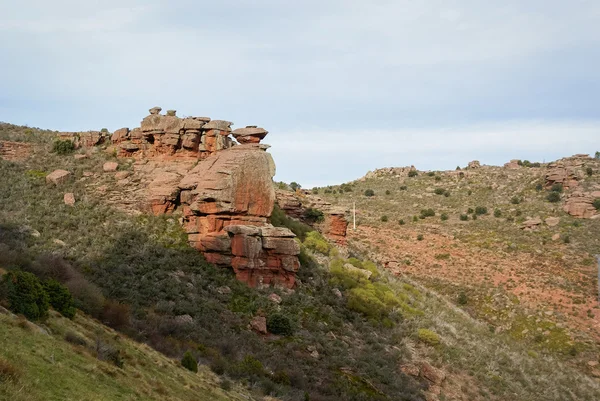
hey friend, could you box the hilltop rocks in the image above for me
[563,192,597,219]
[361,166,416,180]
[467,160,481,169]
[57,131,106,148]
[0,141,32,161]
[544,155,591,190]
[46,169,71,185]
[504,160,521,169]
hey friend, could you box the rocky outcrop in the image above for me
[545,155,591,190]
[520,217,542,231]
[57,131,106,148]
[275,189,349,243]
[0,141,32,161]
[360,166,416,180]
[106,107,269,161]
[563,191,598,219]
[504,159,521,169]
[467,160,481,169]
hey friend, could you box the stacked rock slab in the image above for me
[563,191,598,219]
[179,144,300,288]
[0,141,32,161]
[111,107,235,160]
[545,155,590,190]
[57,131,106,148]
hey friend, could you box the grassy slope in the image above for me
[0,310,250,401]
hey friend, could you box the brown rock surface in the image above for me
[46,169,71,185]
[232,127,268,144]
[0,141,32,161]
[63,193,75,206]
[563,192,597,218]
[103,162,119,172]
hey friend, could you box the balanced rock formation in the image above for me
[0,141,32,161]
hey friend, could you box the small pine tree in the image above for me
[2,271,49,321]
[44,279,76,319]
[181,351,198,373]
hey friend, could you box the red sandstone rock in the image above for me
[46,169,71,185]
[232,127,268,144]
[250,316,267,334]
[64,193,75,206]
[0,141,33,161]
[103,162,118,172]
[564,192,597,218]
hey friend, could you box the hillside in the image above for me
[1,121,600,401]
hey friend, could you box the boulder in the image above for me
[63,193,75,206]
[520,218,542,231]
[564,192,597,218]
[545,217,560,227]
[250,316,267,334]
[203,120,232,131]
[103,162,118,172]
[149,106,162,115]
[232,127,268,144]
[46,169,71,185]
[467,160,481,169]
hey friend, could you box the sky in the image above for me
[1,1,599,187]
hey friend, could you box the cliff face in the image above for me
[67,107,301,288]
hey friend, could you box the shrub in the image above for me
[65,277,104,317]
[494,209,502,218]
[267,313,294,336]
[417,235,424,241]
[459,214,468,221]
[417,328,440,346]
[311,188,319,194]
[380,215,388,222]
[2,271,49,320]
[440,213,448,221]
[52,139,75,155]
[65,331,88,347]
[44,279,76,319]
[435,176,441,182]
[475,206,487,215]
[408,170,418,177]
[210,358,227,375]
[427,171,435,177]
[235,355,265,377]
[443,190,450,197]
[181,351,198,373]
[340,183,353,192]
[467,190,472,195]
[398,219,405,225]
[434,188,445,195]
[220,379,233,391]
[551,183,563,193]
[562,235,571,244]
[472,214,477,220]
[100,300,130,330]
[547,192,561,203]
[385,190,391,195]
[594,199,600,210]
[304,208,324,223]
[511,196,521,205]
[364,189,375,197]
[467,208,474,214]
[535,183,543,191]
[304,231,331,255]
[595,151,600,160]
[419,209,435,219]
[412,215,418,222]
[457,292,468,305]
[399,185,407,191]
[95,338,123,368]
[290,182,301,191]
[0,358,21,383]
[586,167,593,176]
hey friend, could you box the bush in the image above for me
[399,186,407,191]
[596,151,600,160]
[467,208,474,214]
[364,189,375,197]
[311,188,319,194]
[267,313,294,336]
[290,182,301,191]
[100,300,131,330]
[443,190,450,197]
[457,292,468,305]
[562,235,571,244]
[0,358,21,383]
[408,170,418,177]
[459,214,468,221]
[304,208,324,223]
[587,167,594,177]
[181,351,198,373]
[304,231,331,255]
[547,192,561,203]
[52,139,75,155]
[494,209,502,218]
[511,196,521,205]
[551,183,563,193]
[435,176,441,182]
[427,171,435,177]
[65,331,88,347]
[95,338,123,368]
[235,355,265,377]
[594,199,600,210]
[440,213,448,221]
[434,188,445,195]
[475,206,487,215]
[44,279,76,319]
[417,328,440,346]
[385,190,391,195]
[380,215,388,222]
[412,216,418,222]
[417,235,424,241]
[419,209,435,219]
[398,219,405,225]
[535,183,543,191]
[2,271,49,320]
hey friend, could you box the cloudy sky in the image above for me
[1,1,599,187]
